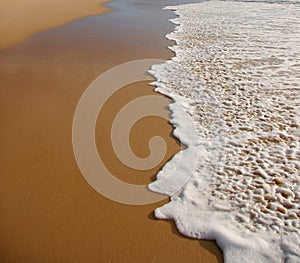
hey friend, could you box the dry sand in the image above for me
[0,0,110,49]
[0,1,223,262]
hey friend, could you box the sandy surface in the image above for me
[0,0,110,49]
[0,1,223,262]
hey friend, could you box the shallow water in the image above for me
[149,1,300,262]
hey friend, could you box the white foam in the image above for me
[149,1,300,262]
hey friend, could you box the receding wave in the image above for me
[149,1,300,262]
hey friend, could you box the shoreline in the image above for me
[0,0,223,262]
[0,0,111,49]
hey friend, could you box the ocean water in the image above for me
[149,1,300,262]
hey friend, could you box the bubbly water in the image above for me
[149,1,300,262]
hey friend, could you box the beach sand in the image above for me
[0,1,223,262]
[0,0,110,49]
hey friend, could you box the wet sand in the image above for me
[0,0,223,262]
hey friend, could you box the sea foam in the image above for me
[149,1,300,262]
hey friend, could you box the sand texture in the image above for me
[0,0,110,49]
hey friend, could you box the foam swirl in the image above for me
[150,1,300,261]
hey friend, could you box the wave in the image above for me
[149,1,300,262]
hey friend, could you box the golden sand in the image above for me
[0,0,110,49]
[0,1,223,262]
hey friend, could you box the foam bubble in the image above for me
[149,1,300,261]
